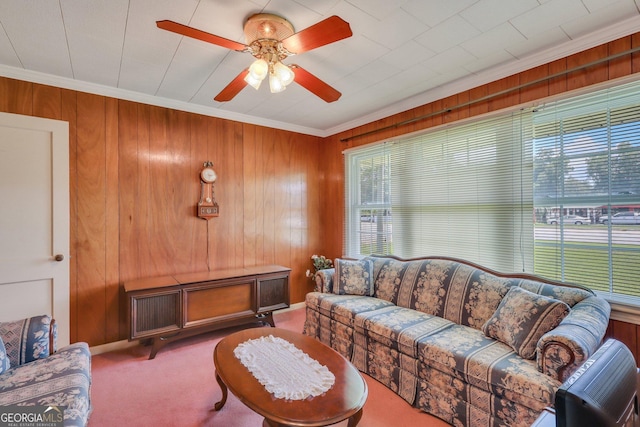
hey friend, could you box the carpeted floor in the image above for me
[89,307,449,426]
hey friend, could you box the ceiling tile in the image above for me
[414,15,481,54]
[345,0,407,20]
[462,49,517,74]
[189,0,250,43]
[425,46,477,74]
[561,0,639,39]
[460,23,527,59]
[401,0,477,27]
[61,0,129,86]
[327,1,379,38]
[292,0,341,15]
[379,40,436,69]
[460,0,539,32]
[510,0,589,39]
[0,26,22,68]
[362,8,428,50]
[505,27,570,59]
[0,2,72,77]
[155,42,230,101]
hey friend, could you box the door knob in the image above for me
[54,254,64,262]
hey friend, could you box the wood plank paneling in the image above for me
[76,92,107,344]
[117,100,140,285]
[60,89,78,342]
[608,36,632,80]
[104,98,120,342]
[0,77,32,115]
[519,65,549,104]
[32,84,61,120]
[189,115,209,272]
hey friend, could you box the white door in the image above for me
[0,112,70,347]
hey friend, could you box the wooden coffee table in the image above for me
[213,327,368,427]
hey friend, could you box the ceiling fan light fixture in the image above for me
[273,61,294,86]
[249,58,268,79]
[244,72,263,90]
[269,73,286,93]
[244,58,268,90]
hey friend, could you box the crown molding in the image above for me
[0,64,326,137]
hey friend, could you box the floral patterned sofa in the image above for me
[0,315,91,426]
[304,255,611,427]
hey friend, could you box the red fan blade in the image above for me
[214,69,249,102]
[157,20,248,52]
[291,65,341,103]
[281,16,352,54]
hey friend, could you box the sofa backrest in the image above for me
[367,255,593,330]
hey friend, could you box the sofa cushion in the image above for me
[305,292,394,328]
[390,259,514,330]
[371,257,410,304]
[334,258,374,296]
[417,324,561,412]
[0,315,51,367]
[354,306,454,358]
[482,286,570,359]
[0,338,9,373]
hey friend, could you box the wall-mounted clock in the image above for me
[201,166,217,183]
[197,161,219,220]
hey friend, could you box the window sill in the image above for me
[609,301,640,325]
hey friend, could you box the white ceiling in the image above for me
[1,0,640,137]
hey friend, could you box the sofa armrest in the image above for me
[536,296,610,381]
[314,268,335,293]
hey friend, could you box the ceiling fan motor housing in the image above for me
[244,14,294,43]
[244,14,295,62]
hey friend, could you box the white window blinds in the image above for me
[387,112,533,272]
[532,80,640,305]
[345,111,534,273]
[345,78,640,306]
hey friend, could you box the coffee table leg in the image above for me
[347,408,364,427]
[213,372,228,411]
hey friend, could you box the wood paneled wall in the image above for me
[321,33,640,361]
[606,319,640,365]
[0,79,322,346]
[2,31,640,351]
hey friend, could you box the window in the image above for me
[345,111,533,273]
[345,79,640,306]
[532,82,640,305]
[344,145,392,256]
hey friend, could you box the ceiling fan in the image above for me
[156,13,352,103]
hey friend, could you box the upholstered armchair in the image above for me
[0,314,92,427]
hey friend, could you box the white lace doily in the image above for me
[233,334,335,400]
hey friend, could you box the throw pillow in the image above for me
[334,258,374,296]
[0,315,51,367]
[0,337,9,373]
[482,286,570,359]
